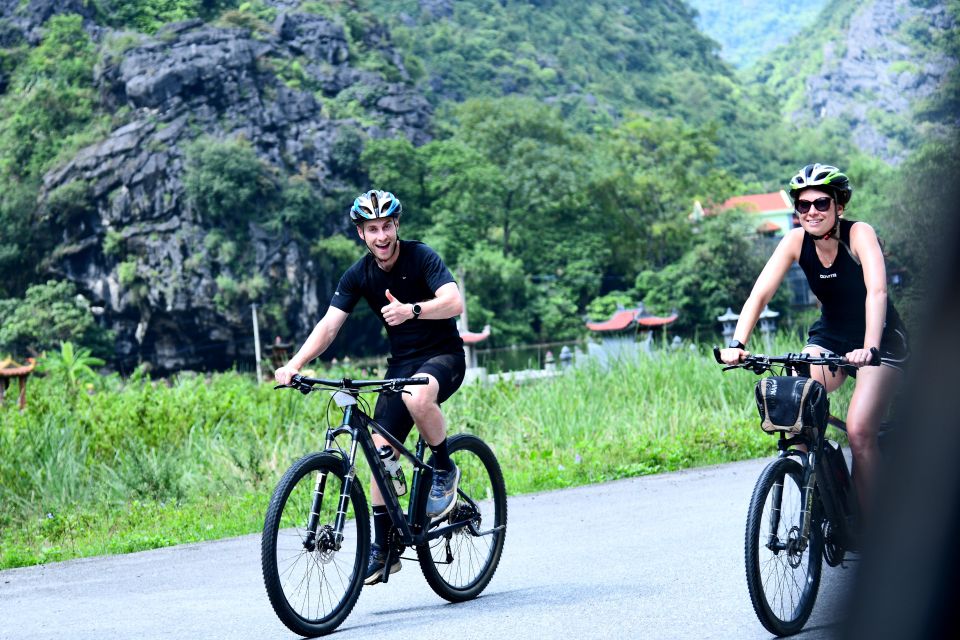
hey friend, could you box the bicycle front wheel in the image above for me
[261,452,370,637]
[417,433,507,602]
[745,457,823,637]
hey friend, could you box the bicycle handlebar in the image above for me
[274,374,430,394]
[712,346,881,374]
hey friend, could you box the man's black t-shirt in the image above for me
[330,240,463,364]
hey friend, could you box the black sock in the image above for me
[372,505,390,549]
[429,439,452,472]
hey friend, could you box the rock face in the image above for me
[797,0,957,163]
[0,0,97,44]
[16,3,432,372]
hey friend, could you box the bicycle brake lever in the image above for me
[379,385,412,397]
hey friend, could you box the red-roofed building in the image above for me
[691,190,796,237]
[691,190,817,308]
[723,190,795,236]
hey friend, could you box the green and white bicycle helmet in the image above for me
[350,190,402,223]
[788,164,853,206]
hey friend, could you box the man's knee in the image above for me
[403,390,438,418]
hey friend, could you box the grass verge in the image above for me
[0,339,851,569]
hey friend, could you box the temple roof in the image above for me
[586,309,677,332]
[0,357,36,377]
[585,309,636,332]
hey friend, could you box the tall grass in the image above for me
[0,336,852,569]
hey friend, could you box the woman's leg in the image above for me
[802,344,849,392]
[845,364,901,515]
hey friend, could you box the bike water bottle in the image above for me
[378,445,407,496]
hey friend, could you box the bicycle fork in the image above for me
[303,407,362,553]
[800,452,817,548]
[766,452,817,554]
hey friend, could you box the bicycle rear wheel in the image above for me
[745,457,823,636]
[261,453,369,637]
[417,433,507,602]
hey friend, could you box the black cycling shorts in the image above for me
[372,351,466,443]
[805,318,910,377]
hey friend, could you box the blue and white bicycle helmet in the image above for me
[349,190,402,223]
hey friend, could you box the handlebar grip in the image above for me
[712,347,723,364]
[869,347,881,367]
[400,377,429,385]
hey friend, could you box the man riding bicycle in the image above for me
[274,189,466,585]
[719,164,909,518]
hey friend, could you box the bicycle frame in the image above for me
[772,420,858,555]
[307,389,484,556]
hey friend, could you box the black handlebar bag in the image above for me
[754,376,828,434]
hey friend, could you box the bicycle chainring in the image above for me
[822,520,846,567]
[387,527,407,558]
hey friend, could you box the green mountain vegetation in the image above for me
[0,0,955,368]
[687,0,828,69]
[348,0,791,183]
[748,0,959,162]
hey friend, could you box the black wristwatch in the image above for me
[728,339,746,350]
[412,303,422,319]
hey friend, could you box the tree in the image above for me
[183,136,277,229]
[0,280,113,358]
[634,213,789,336]
[587,114,743,277]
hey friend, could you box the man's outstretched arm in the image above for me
[275,306,350,384]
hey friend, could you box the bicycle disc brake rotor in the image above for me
[786,526,805,568]
[314,525,339,563]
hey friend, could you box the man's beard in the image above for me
[366,235,399,263]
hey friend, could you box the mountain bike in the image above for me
[714,347,887,636]
[261,374,507,637]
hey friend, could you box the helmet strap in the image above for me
[805,210,840,241]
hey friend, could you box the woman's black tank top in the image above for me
[798,219,902,338]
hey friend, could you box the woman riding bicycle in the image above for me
[719,163,908,516]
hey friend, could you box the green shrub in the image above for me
[0,280,112,357]
[183,136,275,228]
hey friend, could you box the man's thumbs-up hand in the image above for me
[381,289,411,326]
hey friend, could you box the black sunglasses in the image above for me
[795,196,833,214]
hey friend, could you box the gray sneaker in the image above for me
[425,463,460,519]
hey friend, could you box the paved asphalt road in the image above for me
[0,458,857,640]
